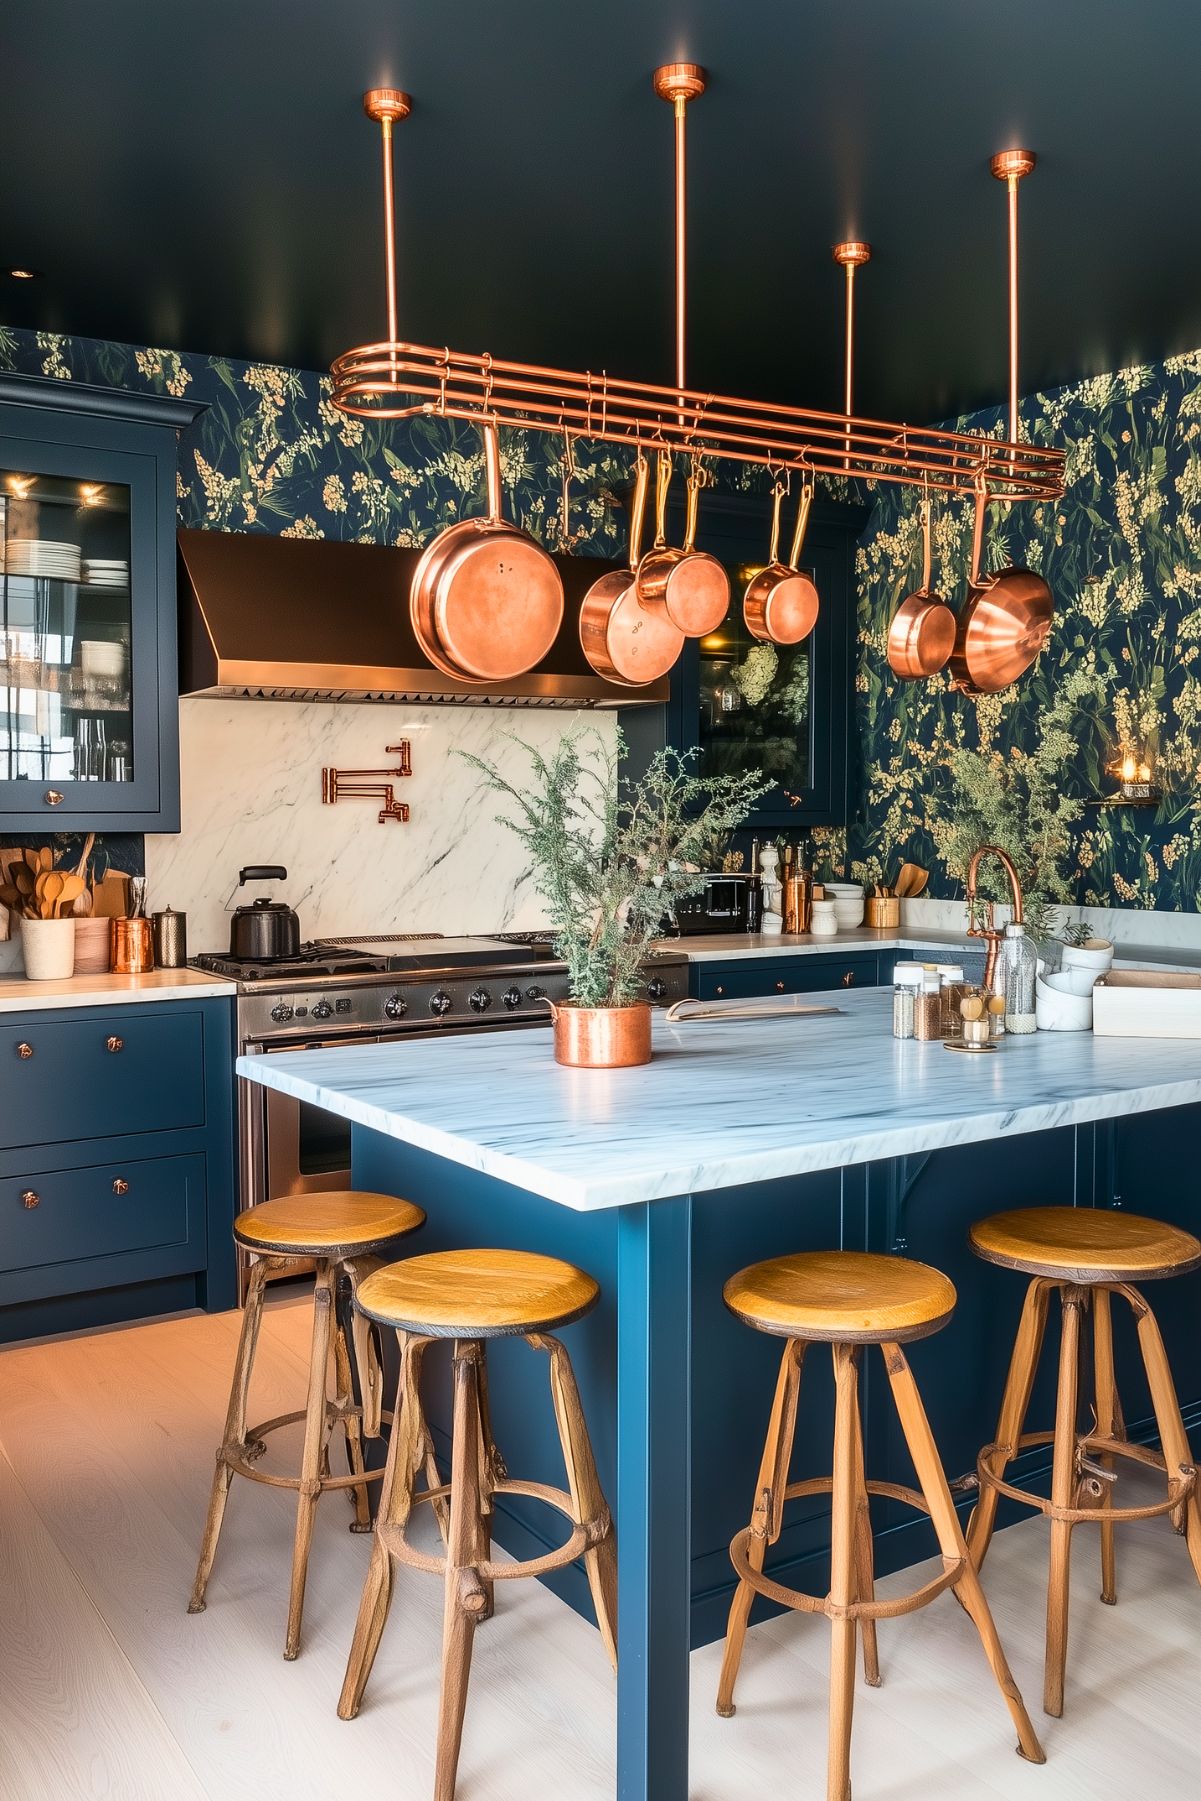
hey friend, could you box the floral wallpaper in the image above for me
[843,352,1201,914]
[3,322,1200,915]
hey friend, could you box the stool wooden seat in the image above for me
[189,1191,427,1660]
[717,1249,1044,1801]
[968,1204,1201,1718]
[338,1248,616,1801]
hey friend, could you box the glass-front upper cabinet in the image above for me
[0,377,200,832]
[666,489,866,828]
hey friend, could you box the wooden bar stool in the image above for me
[967,1205,1201,1717]
[337,1247,617,1801]
[716,1250,1045,1801]
[189,1190,429,1660]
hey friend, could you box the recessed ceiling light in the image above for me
[5,267,42,280]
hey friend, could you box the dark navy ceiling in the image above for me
[3,1,1199,422]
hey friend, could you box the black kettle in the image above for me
[229,865,301,961]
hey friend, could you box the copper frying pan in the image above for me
[948,481,1053,695]
[886,491,956,679]
[742,478,820,644]
[579,453,684,685]
[635,455,730,637]
[410,420,565,683]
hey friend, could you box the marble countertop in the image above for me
[0,967,236,1013]
[237,987,1201,1213]
[656,926,1201,972]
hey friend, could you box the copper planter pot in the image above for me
[550,1001,653,1068]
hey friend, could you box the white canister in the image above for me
[21,916,76,980]
[810,898,838,938]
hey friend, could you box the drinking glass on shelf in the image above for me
[107,736,131,782]
[73,715,107,780]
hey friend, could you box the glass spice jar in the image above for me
[892,964,922,1038]
[914,973,944,1041]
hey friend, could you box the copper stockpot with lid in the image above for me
[409,419,565,682]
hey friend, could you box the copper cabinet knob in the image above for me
[112,1178,129,1196]
[106,1035,124,1053]
[715,984,725,996]
[842,971,855,987]
[775,980,786,992]
[44,789,64,806]
[16,1041,34,1060]
[20,1190,39,1210]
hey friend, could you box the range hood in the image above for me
[177,528,667,708]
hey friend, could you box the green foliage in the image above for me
[458,732,768,1009]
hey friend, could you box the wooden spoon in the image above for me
[55,874,85,917]
[36,871,64,920]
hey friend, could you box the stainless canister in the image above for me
[152,907,187,968]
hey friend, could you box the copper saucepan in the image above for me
[579,452,684,685]
[410,419,565,683]
[948,481,1054,695]
[635,454,730,637]
[742,478,820,645]
[886,491,956,679]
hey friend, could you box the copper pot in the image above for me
[579,452,684,685]
[548,1000,653,1068]
[886,493,956,679]
[635,454,729,637]
[742,479,820,645]
[410,420,565,682]
[949,483,1053,695]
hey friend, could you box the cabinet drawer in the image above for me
[0,1152,202,1280]
[697,954,879,1002]
[0,1010,205,1151]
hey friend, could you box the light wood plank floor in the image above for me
[1,1298,1198,1799]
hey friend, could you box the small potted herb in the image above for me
[460,730,766,1066]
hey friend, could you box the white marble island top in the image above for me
[237,988,1201,1213]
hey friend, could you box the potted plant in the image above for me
[460,730,767,1067]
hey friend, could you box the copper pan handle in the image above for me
[652,452,672,549]
[682,471,701,553]
[628,454,651,572]
[482,420,504,523]
[919,497,932,594]
[767,482,784,566]
[969,476,989,587]
[787,479,815,570]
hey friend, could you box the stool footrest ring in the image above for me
[977,1430,1195,1526]
[379,1476,603,1585]
[222,1407,394,1490]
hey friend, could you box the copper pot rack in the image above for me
[332,76,1065,506]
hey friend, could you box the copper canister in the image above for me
[112,917,155,974]
[783,872,813,935]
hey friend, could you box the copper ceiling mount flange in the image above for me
[990,148,1036,183]
[363,87,412,124]
[832,240,872,269]
[652,61,707,103]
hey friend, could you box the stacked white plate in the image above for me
[5,538,81,580]
[82,557,129,588]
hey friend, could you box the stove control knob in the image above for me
[269,1002,294,1024]
[429,989,453,1018]
[383,993,408,1021]
[311,999,332,1021]
[469,987,493,1013]
[646,977,667,1003]
[502,985,523,1011]
[526,984,546,1002]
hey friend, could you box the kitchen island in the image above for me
[239,989,1201,1801]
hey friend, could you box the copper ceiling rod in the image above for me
[991,147,1036,462]
[654,62,706,424]
[363,87,412,377]
[833,240,871,469]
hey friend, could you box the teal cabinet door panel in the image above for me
[694,952,879,1002]
[0,1008,206,1151]
[0,1150,205,1305]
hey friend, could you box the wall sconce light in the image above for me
[1092,746,1162,808]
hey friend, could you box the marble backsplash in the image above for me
[143,698,618,954]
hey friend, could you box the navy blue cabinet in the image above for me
[691,951,881,1001]
[0,374,201,832]
[0,996,236,1342]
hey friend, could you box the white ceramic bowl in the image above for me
[823,882,865,929]
[1035,967,1097,1031]
[80,639,128,678]
[1061,940,1114,976]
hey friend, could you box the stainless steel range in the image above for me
[192,932,688,1290]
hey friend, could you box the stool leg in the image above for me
[850,1358,881,1688]
[534,1331,619,1671]
[332,1280,372,1533]
[1125,1284,1201,1586]
[1092,1286,1120,1605]
[436,1340,491,1801]
[967,1276,1051,1570]
[339,1334,433,1721]
[883,1342,1046,1766]
[284,1260,335,1661]
[1044,1286,1084,1717]
[189,1256,271,1614]
[827,1342,862,1801]
[472,1346,499,1624]
[716,1336,805,1718]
